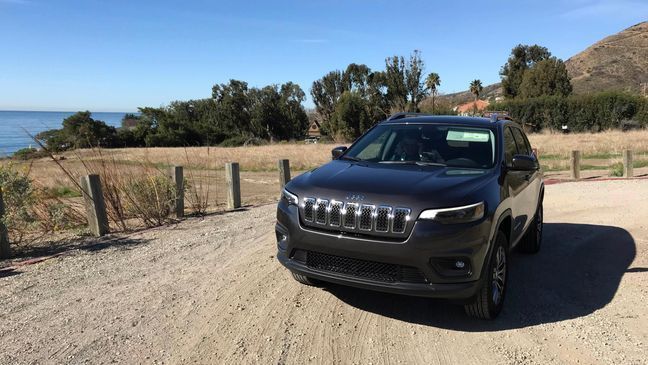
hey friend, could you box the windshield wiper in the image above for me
[379,160,446,167]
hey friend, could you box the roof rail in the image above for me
[386,112,432,121]
[483,111,513,123]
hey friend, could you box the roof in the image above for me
[381,115,501,128]
[455,99,490,114]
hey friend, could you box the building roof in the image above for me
[455,99,490,114]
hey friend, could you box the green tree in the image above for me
[519,57,572,98]
[383,55,408,112]
[212,80,253,137]
[37,111,118,150]
[311,70,345,134]
[329,91,370,141]
[279,82,309,139]
[425,72,441,113]
[470,79,483,101]
[500,44,552,98]
[405,50,427,112]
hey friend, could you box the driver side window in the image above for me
[503,127,518,166]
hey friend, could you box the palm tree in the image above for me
[425,73,441,113]
[469,79,483,102]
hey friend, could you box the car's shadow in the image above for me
[323,223,637,331]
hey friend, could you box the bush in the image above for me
[0,166,37,243]
[12,147,47,160]
[123,175,176,227]
[490,91,648,132]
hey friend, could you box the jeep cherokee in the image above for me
[276,113,544,319]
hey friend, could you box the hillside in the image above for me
[566,21,648,94]
[440,21,648,105]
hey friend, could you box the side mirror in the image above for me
[331,146,347,160]
[510,155,537,171]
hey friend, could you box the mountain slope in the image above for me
[565,21,648,94]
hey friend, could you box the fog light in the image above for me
[455,260,465,269]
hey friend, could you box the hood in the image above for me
[287,160,497,209]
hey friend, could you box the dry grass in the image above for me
[64,143,339,172]
[529,130,648,158]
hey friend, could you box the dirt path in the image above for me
[1,180,647,364]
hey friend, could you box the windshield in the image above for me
[343,124,497,169]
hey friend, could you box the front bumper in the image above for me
[276,200,493,300]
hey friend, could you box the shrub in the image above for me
[122,175,176,227]
[609,162,624,177]
[490,91,648,132]
[0,165,37,243]
[12,147,47,160]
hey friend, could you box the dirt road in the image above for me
[1,180,647,364]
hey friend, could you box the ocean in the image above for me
[0,111,127,156]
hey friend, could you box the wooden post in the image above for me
[80,174,109,237]
[0,187,10,259]
[570,150,581,180]
[623,150,633,178]
[171,166,184,218]
[278,159,291,189]
[225,162,241,210]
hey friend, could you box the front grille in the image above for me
[300,197,411,236]
[305,251,427,283]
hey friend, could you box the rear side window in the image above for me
[511,128,531,156]
[503,127,518,165]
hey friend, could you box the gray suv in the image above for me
[276,113,544,319]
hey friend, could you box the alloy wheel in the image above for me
[491,245,506,305]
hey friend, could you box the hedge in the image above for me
[489,92,648,132]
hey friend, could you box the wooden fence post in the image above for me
[80,174,109,237]
[171,166,184,218]
[623,150,633,178]
[278,159,291,189]
[570,150,581,180]
[0,187,10,259]
[226,162,241,210]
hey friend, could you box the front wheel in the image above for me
[465,230,508,319]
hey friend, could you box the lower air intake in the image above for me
[305,251,427,284]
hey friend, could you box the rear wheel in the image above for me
[518,202,543,254]
[291,272,321,286]
[465,231,508,319]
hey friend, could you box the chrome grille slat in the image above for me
[315,199,328,225]
[301,197,410,235]
[392,208,411,234]
[375,206,392,232]
[359,205,376,231]
[329,201,343,227]
[303,198,316,222]
[343,203,358,229]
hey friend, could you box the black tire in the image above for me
[291,272,321,286]
[518,202,543,254]
[465,230,508,319]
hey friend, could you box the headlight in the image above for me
[281,188,299,206]
[418,202,485,224]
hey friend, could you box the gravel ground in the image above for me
[1,179,647,364]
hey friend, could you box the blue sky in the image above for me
[0,0,646,112]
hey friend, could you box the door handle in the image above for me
[523,173,531,181]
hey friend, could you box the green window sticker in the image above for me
[446,129,490,142]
